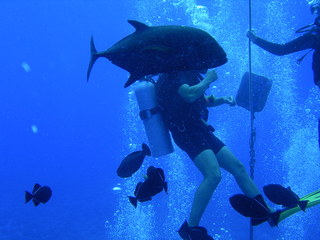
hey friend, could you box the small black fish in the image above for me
[229,194,282,226]
[263,184,308,211]
[117,143,151,178]
[229,194,271,219]
[128,166,168,207]
[25,183,52,206]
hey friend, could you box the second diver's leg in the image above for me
[188,149,221,227]
[216,146,259,197]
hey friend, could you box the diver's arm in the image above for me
[206,95,236,107]
[248,31,314,55]
[178,70,218,103]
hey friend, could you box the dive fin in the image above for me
[128,196,138,208]
[25,191,33,203]
[229,194,270,218]
[128,20,149,32]
[142,143,151,156]
[87,36,99,81]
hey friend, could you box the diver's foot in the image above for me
[178,221,214,240]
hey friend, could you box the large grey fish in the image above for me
[87,20,227,87]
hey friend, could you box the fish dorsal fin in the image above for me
[128,20,149,32]
[33,183,41,194]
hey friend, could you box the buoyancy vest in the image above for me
[156,71,209,132]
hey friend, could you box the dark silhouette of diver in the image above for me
[156,70,270,239]
[248,0,320,149]
[247,1,320,88]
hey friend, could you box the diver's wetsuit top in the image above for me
[254,28,320,86]
[156,71,225,160]
[156,71,208,130]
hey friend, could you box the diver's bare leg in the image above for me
[216,146,259,197]
[188,149,221,227]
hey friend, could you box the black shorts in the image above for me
[170,124,225,161]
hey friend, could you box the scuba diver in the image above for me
[247,0,320,150]
[247,0,320,88]
[156,69,271,240]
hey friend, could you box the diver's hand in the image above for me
[225,96,236,106]
[203,70,218,85]
[247,30,258,43]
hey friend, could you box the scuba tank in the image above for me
[134,80,174,157]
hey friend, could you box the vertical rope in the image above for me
[248,0,256,239]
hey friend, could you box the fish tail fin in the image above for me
[269,210,281,227]
[298,200,309,211]
[142,143,151,156]
[87,36,99,81]
[128,196,138,208]
[25,191,33,203]
[178,220,190,239]
[163,181,168,194]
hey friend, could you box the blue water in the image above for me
[1,0,319,239]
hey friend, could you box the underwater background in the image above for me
[1,0,320,239]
